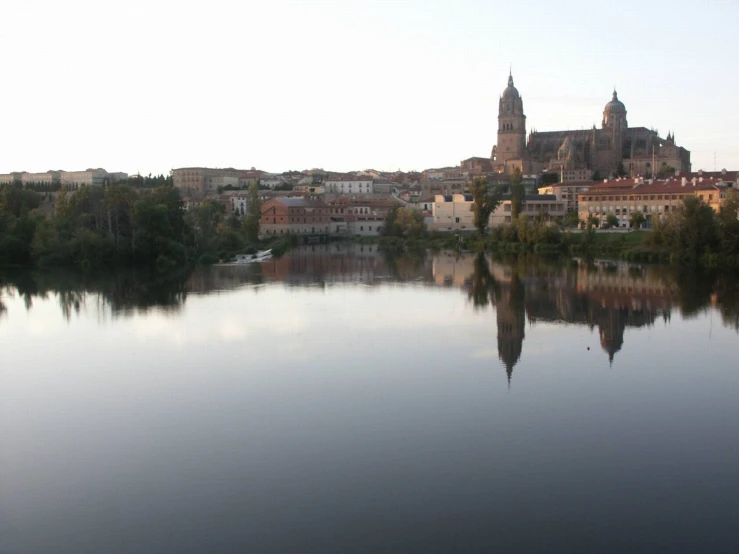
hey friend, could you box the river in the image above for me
[1,244,738,553]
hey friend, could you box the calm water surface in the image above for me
[1,246,738,553]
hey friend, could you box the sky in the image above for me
[2,0,737,176]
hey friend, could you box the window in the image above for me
[455,217,460,223]
[360,226,364,231]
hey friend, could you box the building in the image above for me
[577,177,730,228]
[227,193,249,217]
[1,168,127,190]
[431,194,475,231]
[460,157,493,174]
[326,197,398,237]
[324,175,373,195]
[260,174,288,189]
[21,171,61,186]
[538,180,594,213]
[490,194,566,227]
[60,168,128,189]
[490,71,691,178]
[259,197,332,236]
[172,167,247,197]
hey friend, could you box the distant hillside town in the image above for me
[2,76,736,237]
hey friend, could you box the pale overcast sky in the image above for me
[2,0,737,175]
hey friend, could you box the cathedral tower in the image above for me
[492,71,526,166]
[602,90,628,169]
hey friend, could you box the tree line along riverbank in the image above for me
[376,183,739,268]
[0,183,294,270]
[2,181,738,271]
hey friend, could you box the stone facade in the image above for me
[491,73,691,178]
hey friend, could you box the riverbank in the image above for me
[371,227,739,268]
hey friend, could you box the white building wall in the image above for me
[325,180,373,195]
[431,194,475,231]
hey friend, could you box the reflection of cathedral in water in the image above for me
[497,276,526,383]
[436,253,675,382]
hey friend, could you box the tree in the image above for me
[469,176,502,236]
[676,196,718,263]
[605,214,619,229]
[244,181,262,243]
[629,211,645,229]
[381,206,426,238]
[614,162,627,178]
[591,170,602,181]
[468,252,500,310]
[509,167,525,219]
[717,190,739,257]
[565,211,580,228]
[656,165,677,179]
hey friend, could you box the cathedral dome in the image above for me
[501,73,520,100]
[604,90,626,114]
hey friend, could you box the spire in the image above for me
[612,89,618,101]
[508,66,514,87]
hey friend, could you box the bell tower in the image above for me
[494,71,527,167]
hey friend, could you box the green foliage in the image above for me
[381,206,427,239]
[591,170,602,181]
[629,211,645,229]
[509,167,525,219]
[605,214,619,229]
[469,176,502,236]
[614,162,627,178]
[0,182,289,270]
[656,165,677,179]
[565,211,580,228]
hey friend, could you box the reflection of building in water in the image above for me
[433,252,475,287]
[188,244,435,292]
[496,276,525,383]
[433,254,677,382]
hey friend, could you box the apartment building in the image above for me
[260,197,332,236]
[538,180,594,213]
[326,197,398,237]
[490,195,566,227]
[577,178,729,228]
[324,176,374,195]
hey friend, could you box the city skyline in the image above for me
[2,0,737,176]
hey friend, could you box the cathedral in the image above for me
[491,72,691,178]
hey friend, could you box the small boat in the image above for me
[232,249,273,264]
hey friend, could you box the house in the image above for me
[431,194,475,231]
[490,195,565,227]
[260,197,332,236]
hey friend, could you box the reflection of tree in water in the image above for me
[0,268,189,321]
[673,267,717,318]
[381,247,428,282]
[714,273,739,331]
[468,253,500,310]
